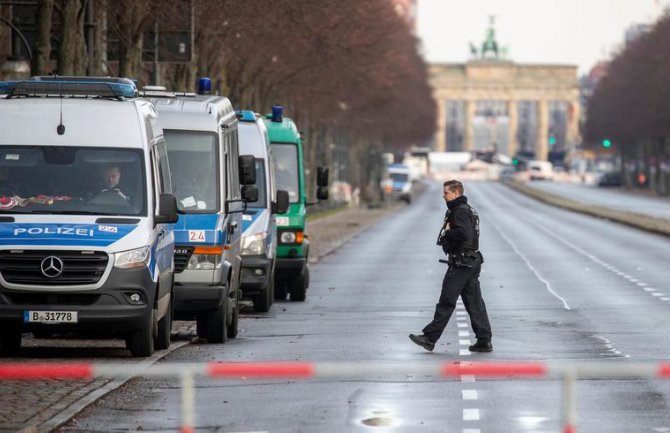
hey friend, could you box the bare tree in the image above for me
[32,0,55,76]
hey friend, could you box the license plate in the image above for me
[276,216,290,226]
[24,311,78,324]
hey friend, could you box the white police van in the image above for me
[142,79,257,343]
[0,77,178,357]
[237,110,288,312]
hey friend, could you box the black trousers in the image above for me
[422,257,492,343]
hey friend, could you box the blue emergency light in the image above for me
[197,77,212,95]
[0,76,138,98]
[271,105,283,123]
[236,110,257,122]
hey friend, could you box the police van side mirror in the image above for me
[317,166,329,187]
[242,185,258,202]
[273,190,289,214]
[239,155,256,185]
[155,193,178,225]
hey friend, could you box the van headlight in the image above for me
[241,232,267,256]
[186,254,219,270]
[115,246,151,269]
[185,246,223,270]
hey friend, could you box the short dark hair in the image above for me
[443,180,464,195]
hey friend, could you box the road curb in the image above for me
[504,181,670,237]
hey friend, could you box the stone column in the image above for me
[464,100,476,152]
[435,97,447,151]
[536,99,549,161]
[507,99,518,156]
[567,100,581,146]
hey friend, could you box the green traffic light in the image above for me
[602,139,612,148]
[512,158,519,166]
[548,137,557,146]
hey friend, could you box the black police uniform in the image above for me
[422,195,492,344]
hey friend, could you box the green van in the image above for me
[265,106,328,301]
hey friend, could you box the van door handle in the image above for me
[158,229,166,237]
[230,222,238,231]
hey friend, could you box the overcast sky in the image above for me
[416,0,669,74]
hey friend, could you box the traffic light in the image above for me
[512,158,519,166]
[548,136,557,146]
[602,139,612,148]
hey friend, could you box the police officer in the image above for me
[409,180,492,352]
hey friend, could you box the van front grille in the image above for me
[0,250,108,286]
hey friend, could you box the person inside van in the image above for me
[94,165,129,202]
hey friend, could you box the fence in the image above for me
[2,361,670,433]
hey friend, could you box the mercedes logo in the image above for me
[40,256,64,278]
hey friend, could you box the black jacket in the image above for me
[440,195,478,255]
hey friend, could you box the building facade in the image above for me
[430,20,580,161]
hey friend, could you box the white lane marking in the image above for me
[463,430,481,433]
[459,330,470,337]
[457,322,468,328]
[463,409,480,421]
[488,219,571,310]
[660,298,670,301]
[496,194,662,304]
[457,316,467,321]
[637,282,648,287]
[459,339,471,345]
[457,311,467,316]
[459,349,472,356]
[461,375,475,382]
[652,292,664,297]
[518,416,549,429]
[644,287,656,292]
[462,389,478,400]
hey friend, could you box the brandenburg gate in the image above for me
[430,20,580,161]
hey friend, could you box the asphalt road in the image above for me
[56,181,670,433]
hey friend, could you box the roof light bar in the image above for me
[0,77,138,98]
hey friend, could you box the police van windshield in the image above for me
[0,146,146,216]
[246,159,267,208]
[390,173,409,183]
[271,144,299,203]
[164,131,219,213]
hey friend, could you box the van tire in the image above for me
[127,310,155,357]
[0,329,22,356]
[154,297,172,350]
[205,298,228,344]
[227,289,239,339]
[253,278,273,312]
[274,280,287,300]
[289,268,308,302]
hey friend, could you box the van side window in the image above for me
[156,141,172,194]
[230,129,241,199]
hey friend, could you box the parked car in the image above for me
[597,171,623,187]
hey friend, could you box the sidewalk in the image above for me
[0,200,402,433]
[506,181,670,237]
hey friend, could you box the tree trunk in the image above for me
[58,0,82,75]
[117,0,150,79]
[32,0,55,76]
[94,0,108,75]
[74,0,87,75]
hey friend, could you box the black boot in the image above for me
[409,334,435,352]
[468,340,493,352]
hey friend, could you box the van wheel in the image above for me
[196,315,207,339]
[205,297,228,344]
[127,310,155,357]
[289,268,308,302]
[0,329,22,356]
[227,290,239,339]
[154,297,172,350]
[253,278,273,312]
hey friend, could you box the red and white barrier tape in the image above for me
[1,361,669,380]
